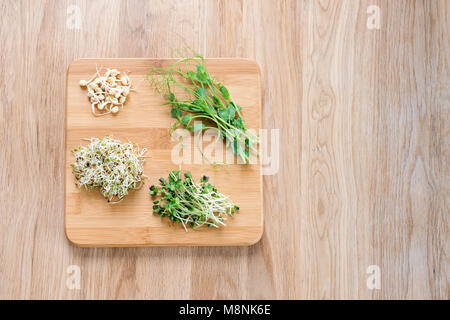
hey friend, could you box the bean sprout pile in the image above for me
[79,67,133,116]
[71,137,147,203]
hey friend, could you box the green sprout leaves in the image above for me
[147,53,259,163]
[171,107,182,119]
[149,170,239,231]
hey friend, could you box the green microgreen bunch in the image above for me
[71,137,147,203]
[150,170,239,231]
[146,52,258,163]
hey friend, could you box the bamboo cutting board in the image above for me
[65,58,263,247]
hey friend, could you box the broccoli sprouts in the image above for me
[150,171,239,231]
[71,137,147,203]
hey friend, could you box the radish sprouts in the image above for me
[150,171,239,231]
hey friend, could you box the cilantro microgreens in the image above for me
[149,170,239,231]
[147,53,259,163]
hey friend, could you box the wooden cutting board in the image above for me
[65,58,263,247]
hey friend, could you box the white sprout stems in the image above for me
[81,65,132,116]
[71,137,146,203]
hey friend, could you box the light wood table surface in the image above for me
[0,0,448,299]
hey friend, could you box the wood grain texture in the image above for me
[65,58,263,247]
[0,0,448,299]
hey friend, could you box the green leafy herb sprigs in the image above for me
[147,52,258,163]
[150,170,239,231]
